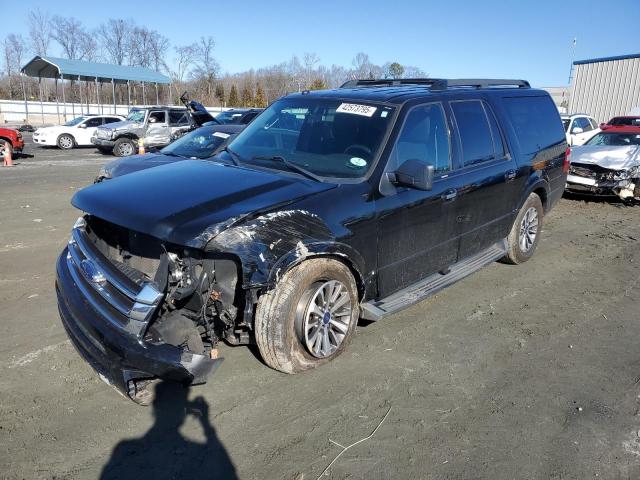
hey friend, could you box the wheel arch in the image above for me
[520,175,550,213]
[0,136,14,147]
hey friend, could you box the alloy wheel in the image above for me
[519,207,539,252]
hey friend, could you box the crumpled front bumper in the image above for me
[55,249,222,402]
[566,174,637,199]
[91,137,115,148]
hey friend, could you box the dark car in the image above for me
[56,78,568,403]
[600,116,640,131]
[17,124,35,133]
[214,108,263,125]
[95,124,244,182]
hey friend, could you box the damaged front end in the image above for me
[566,163,640,201]
[55,215,246,404]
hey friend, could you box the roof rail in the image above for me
[340,78,530,90]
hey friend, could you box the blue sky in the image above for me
[5,0,640,86]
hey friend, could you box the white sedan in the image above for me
[33,115,124,150]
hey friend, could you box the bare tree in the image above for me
[97,19,134,65]
[28,9,53,56]
[303,52,320,86]
[191,36,219,101]
[352,52,372,79]
[51,17,95,60]
[2,34,27,99]
[173,43,197,83]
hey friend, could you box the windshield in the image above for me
[227,97,395,180]
[585,132,640,146]
[126,109,146,122]
[160,126,231,159]
[64,117,86,127]
[562,118,570,131]
[215,111,246,124]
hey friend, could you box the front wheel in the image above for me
[0,139,12,159]
[113,138,136,157]
[57,134,75,150]
[255,258,359,373]
[503,193,543,264]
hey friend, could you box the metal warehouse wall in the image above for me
[569,56,640,123]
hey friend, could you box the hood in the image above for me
[571,145,640,171]
[103,153,180,179]
[72,159,336,248]
[98,119,140,132]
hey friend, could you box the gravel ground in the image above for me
[1,138,640,479]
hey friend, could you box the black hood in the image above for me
[73,160,336,248]
[104,153,181,179]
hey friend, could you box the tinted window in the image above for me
[161,126,231,158]
[149,111,166,123]
[503,96,565,154]
[573,117,592,131]
[242,112,258,124]
[389,103,450,174]
[451,100,494,167]
[169,111,188,125]
[485,104,506,157]
[83,117,102,128]
[103,117,121,124]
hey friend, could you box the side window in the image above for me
[169,111,188,126]
[83,117,102,128]
[588,117,598,130]
[242,112,258,124]
[103,117,121,124]
[502,96,565,154]
[573,117,591,132]
[388,103,451,174]
[485,104,506,158]
[451,100,495,167]
[148,111,166,124]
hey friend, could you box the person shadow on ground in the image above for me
[100,381,238,480]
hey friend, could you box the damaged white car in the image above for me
[566,129,640,201]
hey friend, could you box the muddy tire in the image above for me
[503,192,543,264]
[57,134,75,150]
[255,258,359,374]
[113,138,135,157]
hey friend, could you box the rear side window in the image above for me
[169,111,188,126]
[451,100,495,167]
[389,103,451,174]
[503,96,565,154]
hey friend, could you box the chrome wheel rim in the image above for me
[59,136,73,149]
[118,142,133,156]
[303,280,352,358]
[519,207,539,252]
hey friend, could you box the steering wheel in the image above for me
[344,144,372,158]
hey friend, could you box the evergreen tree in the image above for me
[215,83,225,105]
[254,83,267,108]
[309,78,326,90]
[241,85,254,107]
[228,84,239,107]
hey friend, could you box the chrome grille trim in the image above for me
[67,220,163,338]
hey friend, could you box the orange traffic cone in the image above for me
[138,138,145,155]
[2,143,14,167]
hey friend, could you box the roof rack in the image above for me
[340,78,530,90]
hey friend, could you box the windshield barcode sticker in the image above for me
[336,103,377,117]
[213,132,230,139]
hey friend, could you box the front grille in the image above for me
[570,165,598,179]
[67,218,163,337]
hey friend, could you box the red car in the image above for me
[600,116,640,131]
[0,127,25,158]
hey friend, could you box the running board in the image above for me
[360,239,508,321]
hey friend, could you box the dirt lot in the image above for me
[1,137,640,479]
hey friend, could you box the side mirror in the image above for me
[393,159,434,190]
[571,126,583,134]
[78,123,87,129]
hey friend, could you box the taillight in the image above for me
[562,146,571,173]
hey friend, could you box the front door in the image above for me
[76,117,103,145]
[145,111,170,147]
[375,102,463,298]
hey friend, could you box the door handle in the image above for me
[505,169,517,182]
[442,188,457,202]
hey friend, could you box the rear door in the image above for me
[375,102,464,297]
[448,99,521,259]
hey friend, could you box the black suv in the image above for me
[56,78,568,403]
[214,108,263,125]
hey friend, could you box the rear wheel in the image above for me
[503,193,543,264]
[255,258,358,373]
[113,138,135,157]
[57,134,75,150]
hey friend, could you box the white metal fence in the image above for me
[0,99,228,126]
